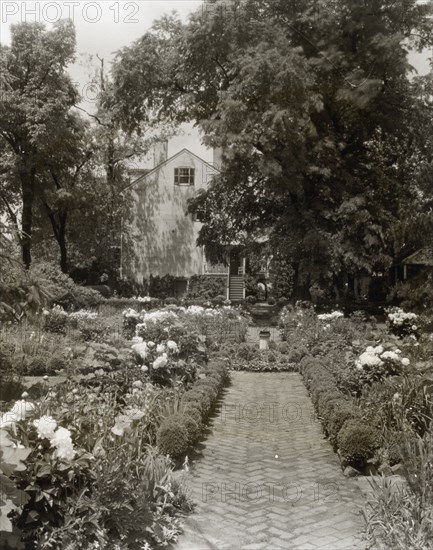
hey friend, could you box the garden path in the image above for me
[176,369,367,549]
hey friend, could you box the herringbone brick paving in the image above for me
[176,370,367,550]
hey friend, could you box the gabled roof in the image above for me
[125,148,219,190]
[401,247,433,266]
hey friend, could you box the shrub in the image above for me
[194,379,219,401]
[183,406,202,425]
[164,297,179,305]
[388,273,433,313]
[156,417,189,457]
[337,419,380,467]
[31,262,103,311]
[267,297,276,305]
[325,401,360,447]
[186,275,226,300]
[212,295,226,306]
[168,413,202,446]
[287,345,308,363]
[277,342,289,354]
[47,354,67,372]
[0,375,25,404]
[75,316,106,342]
[26,355,50,376]
[386,307,419,338]
[0,340,15,373]
[149,274,186,299]
[245,295,257,304]
[236,343,258,361]
[385,431,407,466]
[182,388,212,414]
[44,305,68,333]
[267,352,277,363]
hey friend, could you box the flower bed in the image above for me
[220,342,299,372]
[279,303,433,548]
[0,302,246,548]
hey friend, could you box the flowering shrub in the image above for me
[131,335,198,386]
[43,305,68,334]
[0,378,192,548]
[317,311,344,321]
[222,343,297,372]
[355,344,410,385]
[123,304,249,347]
[43,306,107,341]
[386,307,418,337]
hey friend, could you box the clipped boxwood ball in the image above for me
[183,404,203,423]
[337,419,380,466]
[156,419,189,458]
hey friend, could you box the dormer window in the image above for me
[174,167,195,186]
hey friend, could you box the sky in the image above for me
[0,1,431,166]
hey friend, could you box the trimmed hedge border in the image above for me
[299,355,380,470]
[156,356,229,458]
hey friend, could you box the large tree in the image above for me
[111,0,433,297]
[0,21,77,268]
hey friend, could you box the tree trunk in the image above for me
[20,166,36,269]
[58,212,68,273]
[42,199,69,273]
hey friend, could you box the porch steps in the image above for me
[228,276,244,301]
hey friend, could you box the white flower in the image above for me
[131,336,143,344]
[132,380,143,388]
[10,400,35,421]
[147,341,155,349]
[132,342,148,360]
[136,296,152,303]
[156,343,166,354]
[401,358,410,366]
[123,308,139,318]
[166,340,178,352]
[357,351,383,368]
[153,354,168,370]
[0,412,19,429]
[141,365,148,372]
[380,351,400,361]
[317,311,344,321]
[51,427,75,460]
[412,325,418,331]
[33,416,57,439]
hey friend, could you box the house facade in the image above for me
[121,143,246,300]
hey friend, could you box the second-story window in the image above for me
[174,167,195,186]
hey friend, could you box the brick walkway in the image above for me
[176,372,367,550]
